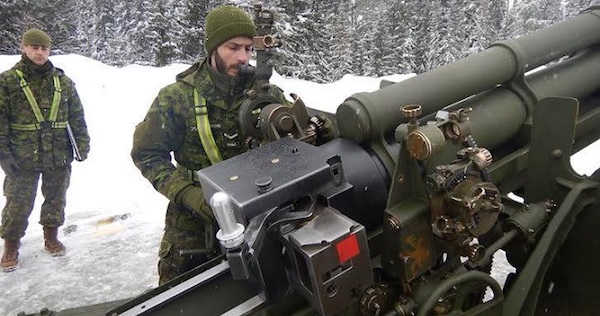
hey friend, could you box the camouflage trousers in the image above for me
[0,165,71,240]
[157,201,219,285]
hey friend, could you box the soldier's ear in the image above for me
[209,52,216,68]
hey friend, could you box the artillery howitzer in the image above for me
[23,6,600,316]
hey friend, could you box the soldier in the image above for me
[0,28,90,272]
[131,5,296,285]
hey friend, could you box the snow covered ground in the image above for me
[0,54,598,316]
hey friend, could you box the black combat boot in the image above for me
[1,239,20,272]
[43,226,66,256]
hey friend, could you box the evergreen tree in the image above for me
[377,0,417,75]
[413,1,443,73]
[323,0,356,81]
[181,0,210,61]
[89,0,117,62]
[537,0,563,27]
[150,0,177,66]
[507,0,562,38]
[435,0,464,66]
[111,1,139,64]
[352,0,393,76]
[0,1,26,54]
[0,0,557,79]
[481,0,508,43]
[275,0,333,82]
[272,0,309,78]
[20,0,79,54]
[457,0,483,55]
[127,0,158,65]
[563,0,600,17]
[70,0,95,57]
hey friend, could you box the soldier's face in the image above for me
[22,45,50,66]
[212,36,253,77]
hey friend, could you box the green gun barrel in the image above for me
[459,47,600,151]
[336,8,600,144]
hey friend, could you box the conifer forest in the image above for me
[1,0,599,83]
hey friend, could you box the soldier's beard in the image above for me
[214,52,239,77]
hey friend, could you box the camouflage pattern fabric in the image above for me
[0,166,71,239]
[0,56,89,239]
[131,58,289,284]
[0,56,90,169]
[157,201,219,285]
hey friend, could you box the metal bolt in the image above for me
[435,165,447,172]
[245,89,257,99]
[552,149,562,158]
[387,217,400,230]
[255,176,274,194]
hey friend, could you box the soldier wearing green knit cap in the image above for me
[0,28,90,272]
[131,5,289,285]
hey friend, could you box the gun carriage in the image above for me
[23,5,600,316]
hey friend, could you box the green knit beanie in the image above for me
[205,5,257,54]
[22,28,52,47]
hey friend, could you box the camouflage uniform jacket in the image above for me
[0,56,90,170]
[131,58,288,203]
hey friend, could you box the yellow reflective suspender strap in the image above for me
[15,69,45,122]
[12,70,66,131]
[193,89,222,164]
[9,121,68,131]
[49,76,62,121]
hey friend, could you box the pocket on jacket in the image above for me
[9,131,39,169]
[52,128,73,166]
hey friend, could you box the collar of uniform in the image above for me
[207,63,240,103]
[175,59,203,85]
[17,54,53,78]
[175,58,255,111]
[174,59,223,109]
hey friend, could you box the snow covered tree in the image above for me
[434,0,465,66]
[149,0,178,66]
[478,0,508,45]
[322,0,356,81]
[124,0,158,65]
[412,1,444,73]
[0,0,25,54]
[275,0,334,82]
[0,0,569,77]
[376,0,418,75]
[506,0,562,39]
[180,0,210,62]
[89,0,117,62]
[7,0,92,56]
[564,0,600,17]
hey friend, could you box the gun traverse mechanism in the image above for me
[22,6,600,316]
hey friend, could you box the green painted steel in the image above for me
[458,47,600,150]
[17,6,600,316]
[336,8,600,145]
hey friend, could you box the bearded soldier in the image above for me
[0,28,90,272]
[131,5,293,285]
